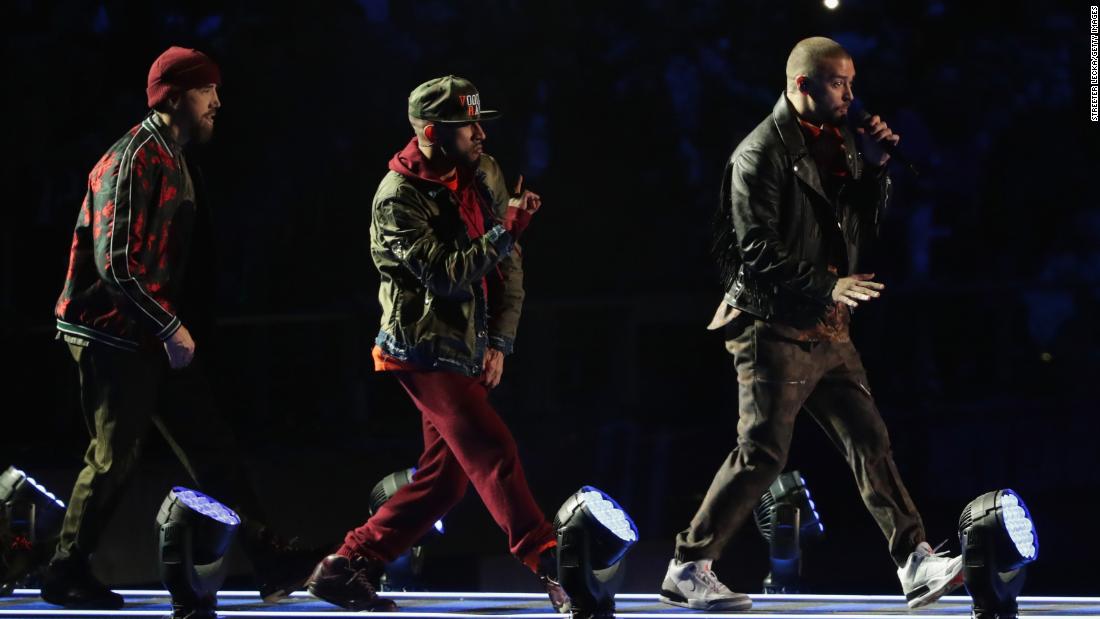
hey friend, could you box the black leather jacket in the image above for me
[714,94,891,329]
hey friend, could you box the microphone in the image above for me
[848,99,919,177]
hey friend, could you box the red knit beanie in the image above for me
[146,46,222,109]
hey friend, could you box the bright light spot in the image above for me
[1001,493,1036,559]
[173,487,241,526]
[579,490,637,542]
[824,0,840,9]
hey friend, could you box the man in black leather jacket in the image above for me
[658,37,964,612]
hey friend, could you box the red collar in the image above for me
[797,117,844,142]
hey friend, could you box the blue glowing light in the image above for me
[434,519,444,534]
[1000,491,1037,561]
[173,487,240,526]
[578,487,637,543]
[13,468,65,508]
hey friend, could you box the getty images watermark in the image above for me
[1092,6,1099,121]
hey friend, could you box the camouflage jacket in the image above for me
[55,113,199,352]
[370,152,523,376]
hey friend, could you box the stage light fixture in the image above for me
[554,486,638,619]
[156,487,240,619]
[368,468,444,591]
[1,466,66,596]
[753,471,824,593]
[959,489,1038,619]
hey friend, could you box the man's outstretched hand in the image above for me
[831,273,885,308]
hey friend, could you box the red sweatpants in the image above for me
[340,370,555,570]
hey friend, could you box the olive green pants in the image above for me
[55,341,265,563]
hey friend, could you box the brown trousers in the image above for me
[674,320,925,567]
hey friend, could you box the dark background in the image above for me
[3,0,1098,596]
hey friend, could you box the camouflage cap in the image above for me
[408,75,501,124]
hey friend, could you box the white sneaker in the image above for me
[897,541,964,608]
[658,558,752,611]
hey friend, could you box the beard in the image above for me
[460,151,481,167]
[460,142,484,167]
[187,110,216,144]
[193,120,214,144]
[446,148,481,168]
[192,125,214,144]
[439,140,480,168]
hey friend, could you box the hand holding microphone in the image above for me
[848,100,919,176]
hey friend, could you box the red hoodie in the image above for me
[388,136,493,244]
[374,137,501,372]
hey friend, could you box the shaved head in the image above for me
[409,114,429,140]
[786,37,851,93]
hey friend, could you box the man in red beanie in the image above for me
[47,46,322,609]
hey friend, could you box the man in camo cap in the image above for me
[305,76,567,612]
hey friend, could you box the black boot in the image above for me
[40,555,123,609]
[306,554,396,611]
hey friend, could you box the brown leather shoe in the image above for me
[306,554,396,612]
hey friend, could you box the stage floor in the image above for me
[2,590,1099,618]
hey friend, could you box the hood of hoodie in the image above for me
[388,136,473,187]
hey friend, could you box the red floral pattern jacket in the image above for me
[55,114,197,352]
